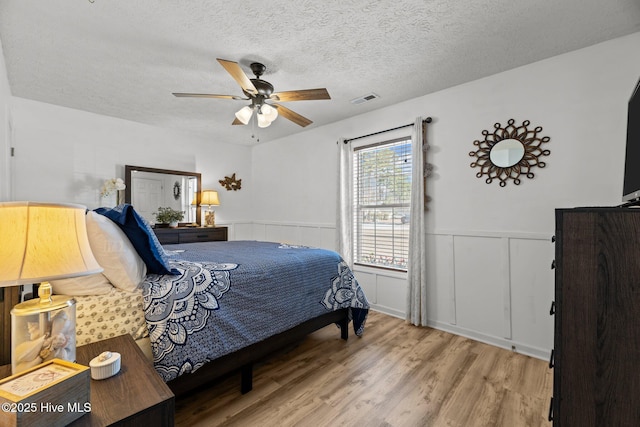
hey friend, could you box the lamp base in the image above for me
[10,284,76,374]
[205,210,216,227]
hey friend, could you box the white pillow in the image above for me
[84,211,147,292]
[50,273,113,296]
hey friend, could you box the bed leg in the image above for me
[339,315,349,341]
[241,364,253,394]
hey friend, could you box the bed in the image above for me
[50,206,369,396]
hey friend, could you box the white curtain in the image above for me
[336,138,353,267]
[406,117,428,326]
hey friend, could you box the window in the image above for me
[353,137,411,270]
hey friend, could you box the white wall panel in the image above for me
[453,236,506,339]
[252,223,267,241]
[230,222,254,241]
[509,238,555,353]
[352,270,376,305]
[426,234,455,325]
[375,274,407,317]
[250,222,336,250]
[298,226,323,247]
[319,228,337,252]
[264,223,298,244]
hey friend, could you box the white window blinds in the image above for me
[353,137,411,270]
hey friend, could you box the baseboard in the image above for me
[426,320,550,361]
[368,304,405,320]
[368,307,550,361]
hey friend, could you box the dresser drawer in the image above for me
[157,232,179,244]
[179,228,226,243]
[154,227,228,244]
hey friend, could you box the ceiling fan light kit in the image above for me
[173,58,330,129]
[260,104,278,121]
[257,112,271,128]
[235,105,253,125]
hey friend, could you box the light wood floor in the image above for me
[175,311,553,427]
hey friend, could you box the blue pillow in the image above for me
[95,204,176,275]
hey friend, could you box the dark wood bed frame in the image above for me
[166,308,350,397]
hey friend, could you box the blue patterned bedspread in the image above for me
[141,240,369,382]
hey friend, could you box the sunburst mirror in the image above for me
[469,119,550,187]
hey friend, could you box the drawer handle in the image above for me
[548,349,554,369]
[551,260,556,270]
[548,397,553,422]
[550,301,555,315]
[551,235,556,243]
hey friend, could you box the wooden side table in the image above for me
[0,334,174,426]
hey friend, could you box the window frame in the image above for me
[352,135,412,272]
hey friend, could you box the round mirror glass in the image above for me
[489,139,525,167]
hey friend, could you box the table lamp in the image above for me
[200,190,220,227]
[0,202,103,373]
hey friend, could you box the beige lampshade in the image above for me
[0,202,103,287]
[200,190,220,206]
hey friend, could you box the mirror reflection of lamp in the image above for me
[200,190,220,227]
[0,202,103,373]
[189,193,199,226]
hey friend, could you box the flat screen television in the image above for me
[622,77,640,204]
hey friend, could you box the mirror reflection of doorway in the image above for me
[125,165,202,226]
[132,177,162,223]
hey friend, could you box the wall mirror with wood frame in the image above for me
[124,165,201,226]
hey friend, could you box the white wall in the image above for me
[7,97,254,234]
[251,32,640,359]
[0,36,11,201]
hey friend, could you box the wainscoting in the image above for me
[220,220,554,360]
[425,231,554,360]
[221,220,337,249]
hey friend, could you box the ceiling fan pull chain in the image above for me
[251,113,260,143]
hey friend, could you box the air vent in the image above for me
[350,92,380,105]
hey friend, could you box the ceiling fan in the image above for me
[173,59,331,128]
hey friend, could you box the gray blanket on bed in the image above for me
[141,240,369,382]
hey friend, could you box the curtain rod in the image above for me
[343,117,432,143]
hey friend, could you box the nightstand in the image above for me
[153,226,228,245]
[1,334,175,426]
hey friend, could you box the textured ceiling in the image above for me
[1,0,639,144]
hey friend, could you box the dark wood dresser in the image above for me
[551,208,640,426]
[153,226,228,245]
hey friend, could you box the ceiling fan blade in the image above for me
[232,117,245,125]
[270,88,331,102]
[217,59,258,95]
[172,93,246,100]
[272,103,313,127]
